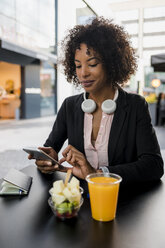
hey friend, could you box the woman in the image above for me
[31,17,164,184]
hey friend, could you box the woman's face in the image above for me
[74,43,108,94]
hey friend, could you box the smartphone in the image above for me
[23,147,62,167]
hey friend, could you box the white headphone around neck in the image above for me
[81,89,118,114]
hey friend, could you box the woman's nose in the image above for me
[81,66,90,78]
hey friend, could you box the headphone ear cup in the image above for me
[101,100,116,114]
[81,99,96,113]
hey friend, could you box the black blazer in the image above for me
[45,88,164,184]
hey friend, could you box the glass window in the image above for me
[124,74,137,93]
[130,37,138,49]
[108,0,134,2]
[143,50,165,58]
[143,50,165,67]
[0,0,15,18]
[144,6,165,19]
[0,13,16,41]
[143,36,165,48]
[115,9,138,22]
[40,61,56,117]
[0,0,56,54]
[144,66,165,94]
[124,23,138,35]
[144,21,165,34]
[76,6,96,25]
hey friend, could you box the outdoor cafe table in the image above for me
[0,165,165,248]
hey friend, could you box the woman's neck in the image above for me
[89,86,116,106]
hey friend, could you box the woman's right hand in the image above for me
[28,147,60,174]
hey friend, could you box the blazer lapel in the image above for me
[108,89,128,164]
[74,94,85,154]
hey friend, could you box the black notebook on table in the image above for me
[0,168,33,195]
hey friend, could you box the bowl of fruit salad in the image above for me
[48,175,84,220]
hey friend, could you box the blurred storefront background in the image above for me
[0,0,57,119]
[0,0,165,125]
[106,0,165,125]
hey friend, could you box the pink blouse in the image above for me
[84,112,114,169]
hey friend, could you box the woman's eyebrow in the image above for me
[87,57,98,62]
[74,57,99,63]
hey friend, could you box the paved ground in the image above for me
[0,116,56,178]
[0,116,165,178]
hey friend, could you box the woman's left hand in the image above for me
[59,145,96,179]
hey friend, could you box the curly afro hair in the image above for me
[61,17,137,87]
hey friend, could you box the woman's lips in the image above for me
[81,81,94,87]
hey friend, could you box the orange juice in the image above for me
[86,173,122,222]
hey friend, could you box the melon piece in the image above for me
[69,176,80,189]
[52,180,64,194]
[52,193,66,205]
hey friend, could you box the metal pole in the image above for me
[82,0,98,17]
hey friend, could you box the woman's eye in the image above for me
[75,65,81,69]
[89,64,98,67]
[75,63,98,69]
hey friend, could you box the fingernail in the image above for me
[47,162,52,166]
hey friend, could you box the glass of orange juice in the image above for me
[86,173,122,222]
